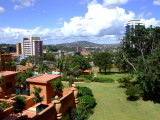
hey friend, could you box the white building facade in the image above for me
[124,19,144,34]
[22,37,43,58]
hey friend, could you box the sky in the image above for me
[0,0,160,45]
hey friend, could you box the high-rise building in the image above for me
[21,37,43,58]
[16,43,22,55]
[124,19,144,34]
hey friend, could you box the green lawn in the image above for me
[63,67,160,120]
[64,82,160,120]
[92,67,128,81]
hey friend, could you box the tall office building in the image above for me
[124,19,144,34]
[16,43,22,55]
[22,37,43,58]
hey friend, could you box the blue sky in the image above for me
[0,0,160,44]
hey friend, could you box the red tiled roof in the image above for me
[0,71,20,77]
[18,66,33,71]
[10,52,18,57]
[26,74,60,84]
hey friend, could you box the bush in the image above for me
[80,74,93,80]
[92,77,114,83]
[79,95,96,110]
[118,76,132,87]
[78,87,93,97]
[0,101,8,112]
[12,96,26,114]
[126,85,141,101]
[75,77,87,82]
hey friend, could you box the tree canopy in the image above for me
[120,26,160,101]
[93,52,113,73]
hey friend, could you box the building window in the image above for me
[6,82,12,90]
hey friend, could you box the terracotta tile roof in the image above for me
[18,66,33,71]
[10,52,18,57]
[80,50,91,55]
[0,71,20,77]
[26,74,60,84]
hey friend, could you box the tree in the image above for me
[64,56,91,87]
[16,68,33,88]
[20,59,27,66]
[26,55,43,66]
[43,53,55,62]
[93,52,112,73]
[31,86,43,104]
[38,62,49,74]
[12,96,26,115]
[55,56,65,75]
[51,79,64,97]
[5,61,16,71]
[120,26,160,101]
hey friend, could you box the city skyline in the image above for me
[0,0,160,44]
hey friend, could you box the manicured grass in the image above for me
[63,82,160,120]
[63,67,160,120]
[92,67,128,81]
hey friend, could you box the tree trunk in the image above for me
[69,75,74,87]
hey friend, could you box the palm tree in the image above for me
[66,68,79,87]
[16,69,33,95]
[38,62,49,74]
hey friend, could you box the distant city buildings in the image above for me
[17,37,43,59]
[124,19,144,34]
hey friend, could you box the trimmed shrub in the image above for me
[79,95,96,110]
[92,77,114,83]
[78,87,93,97]
[81,74,93,80]
[126,85,141,101]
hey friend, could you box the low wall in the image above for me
[0,95,35,120]
[35,104,57,120]
[60,91,75,115]
[32,90,76,120]
[0,106,14,120]
[25,96,35,109]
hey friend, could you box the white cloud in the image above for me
[153,0,160,5]
[103,0,128,8]
[0,7,5,14]
[0,2,160,44]
[12,0,36,10]
[141,18,160,28]
[60,3,135,37]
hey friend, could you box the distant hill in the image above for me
[56,41,120,48]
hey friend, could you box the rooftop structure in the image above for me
[26,74,60,84]
[26,74,61,104]
[0,71,20,98]
[0,71,20,77]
